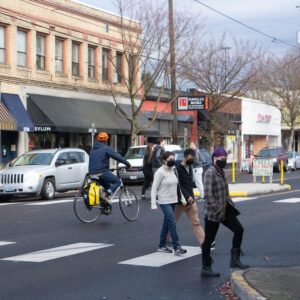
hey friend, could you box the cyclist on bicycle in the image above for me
[89,132,131,201]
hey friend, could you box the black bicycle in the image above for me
[73,168,139,223]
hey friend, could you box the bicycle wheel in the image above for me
[73,189,102,223]
[119,186,139,221]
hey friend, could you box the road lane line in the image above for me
[2,242,113,262]
[26,199,74,205]
[0,241,16,246]
[274,198,300,203]
[118,246,201,267]
[233,197,257,203]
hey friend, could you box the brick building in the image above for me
[0,0,150,167]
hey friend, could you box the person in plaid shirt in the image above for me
[201,148,249,277]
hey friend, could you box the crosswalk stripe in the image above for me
[2,242,113,262]
[26,199,73,206]
[0,241,16,246]
[274,198,300,203]
[119,246,201,267]
[233,197,257,203]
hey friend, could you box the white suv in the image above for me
[119,144,181,183]
[0,148,89,201]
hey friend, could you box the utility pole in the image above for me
[169,0,178,144]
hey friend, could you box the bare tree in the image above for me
[109,0,201,145]
[250,51,300,151]
[184,35,263,151]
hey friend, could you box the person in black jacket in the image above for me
[141,143,154,200]
[151,139,165,174]
[173,148,205,245]
[89,132,131,200]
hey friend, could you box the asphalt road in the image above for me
[0,170,300,300]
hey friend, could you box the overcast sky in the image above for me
[76,0,300,56]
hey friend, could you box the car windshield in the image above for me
[286,152,294,158]
[174,151,184,161]
[257,149,279,157]
[125,148,146,159]
[13,153,55,166]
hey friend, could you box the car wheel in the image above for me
[41,178,55,200]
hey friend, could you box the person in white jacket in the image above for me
[151,151,187,256]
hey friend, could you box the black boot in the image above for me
[201,257,220,277]
[230,248,249,269]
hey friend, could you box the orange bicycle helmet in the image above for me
[97,132,109,142]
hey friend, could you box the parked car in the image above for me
[255,147,288,172]
[119,144,181,183]
[286,151,300,171]
[173,149,212,173]
[0,148,89,201]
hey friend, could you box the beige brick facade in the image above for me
[0,0,141,95]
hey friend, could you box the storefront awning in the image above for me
[0,102,18,131]
[1,93,34,132]
[27,94,132,134]
[143,111,194,123]
[117,104,159,136]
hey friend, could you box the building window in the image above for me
[17,30,27,67]
[55,38,64,73]
[116,52,122,83]
[0,26,5,64]
[102,49,109,81]
[36,34,46,70]
[105,24,109,33]
[72,42,79,76]
[88,46,95,78]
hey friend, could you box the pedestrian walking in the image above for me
[151,138,165,174]
[141,143,154,200]
[171,148,205,245]
[151,151,187,255]
[201,148,249,277]
[190,141,205,200]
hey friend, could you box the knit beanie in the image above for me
[212,147,228,159]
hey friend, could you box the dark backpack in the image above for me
[152,146,164,168]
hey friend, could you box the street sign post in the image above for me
[252,159,273,183]
[178,96,208,111]
[88,123,97,149]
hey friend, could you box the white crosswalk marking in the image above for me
[2,242,113,262]
[0,241,16,246]
[119,246,201,267]
[233,197,257,203]
[26,199,73,206]
[274,198,300,203]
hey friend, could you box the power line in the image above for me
[192,0,300,50]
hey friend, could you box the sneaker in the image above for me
[174,247,187,256]
[157,246,172,253]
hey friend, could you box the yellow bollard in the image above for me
[281,160,284,185]
[232,159,235,184]
[262,176,265,183]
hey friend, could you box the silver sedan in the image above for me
[0,148,89,201]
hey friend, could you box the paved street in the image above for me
[0,171,300,300]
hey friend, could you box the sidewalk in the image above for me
[194,183,291,198]
[231,267,300,300]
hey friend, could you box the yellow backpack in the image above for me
[83,182,100,206]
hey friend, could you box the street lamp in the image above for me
[88,123,97,149]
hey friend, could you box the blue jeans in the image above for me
[159,203,180,250]
[98,171,121,195]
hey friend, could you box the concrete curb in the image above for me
[194,184,291,198]
[231,270,267,300]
